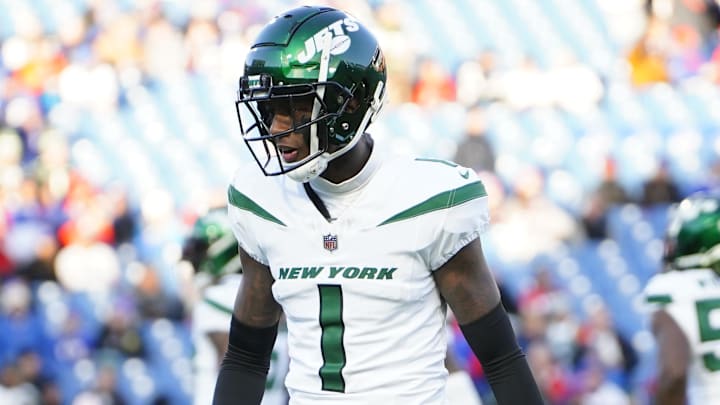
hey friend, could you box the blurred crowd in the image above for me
[1,0,719,404]
[449,266,640,405]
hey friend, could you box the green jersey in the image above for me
[644,268,720,404]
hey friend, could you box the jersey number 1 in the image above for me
[318,285,347,392]
[697,298,720,372]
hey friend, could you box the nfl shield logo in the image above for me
[323,234,338,252]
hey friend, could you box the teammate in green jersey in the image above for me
[183,208,288,405]
[643,190,720,404]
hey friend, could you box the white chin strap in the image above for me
[286,155,329,182]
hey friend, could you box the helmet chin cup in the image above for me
[286,154,329,182]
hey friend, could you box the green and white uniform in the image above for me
[643,268,720,404]
[192,274,289,405]
[228,145,489,404]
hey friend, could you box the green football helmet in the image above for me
[664,189,720,272]
[182,208,241,277]
[235,6,387,182]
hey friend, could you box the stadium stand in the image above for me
[1,0,719,403]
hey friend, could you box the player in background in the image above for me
[182,208,288,405]
[642,190,720,404]
[213,5,542,405]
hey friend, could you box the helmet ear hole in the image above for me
[346,93,361,113]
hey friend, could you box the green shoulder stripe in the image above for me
[228,185,286,226]
[203,297,234,315]
[379,181,486,226]
[646,294,673,305]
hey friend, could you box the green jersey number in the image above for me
[318,285,346,392]
[697,298,720,372]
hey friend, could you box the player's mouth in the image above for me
[278,145,299,163]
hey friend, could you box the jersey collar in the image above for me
[309,136,383,195]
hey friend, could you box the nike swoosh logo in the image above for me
[459,169,470,179]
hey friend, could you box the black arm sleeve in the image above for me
[459,302,544,405]
[212,316,279,405]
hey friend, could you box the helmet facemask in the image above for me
[236,74,358,182]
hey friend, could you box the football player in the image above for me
[213,5,542,405]
[643,190,720,404]
[183,208,288,405]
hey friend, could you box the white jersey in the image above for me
[192,274,289,405]
[228,145,489,404]
[643,268,720,404]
